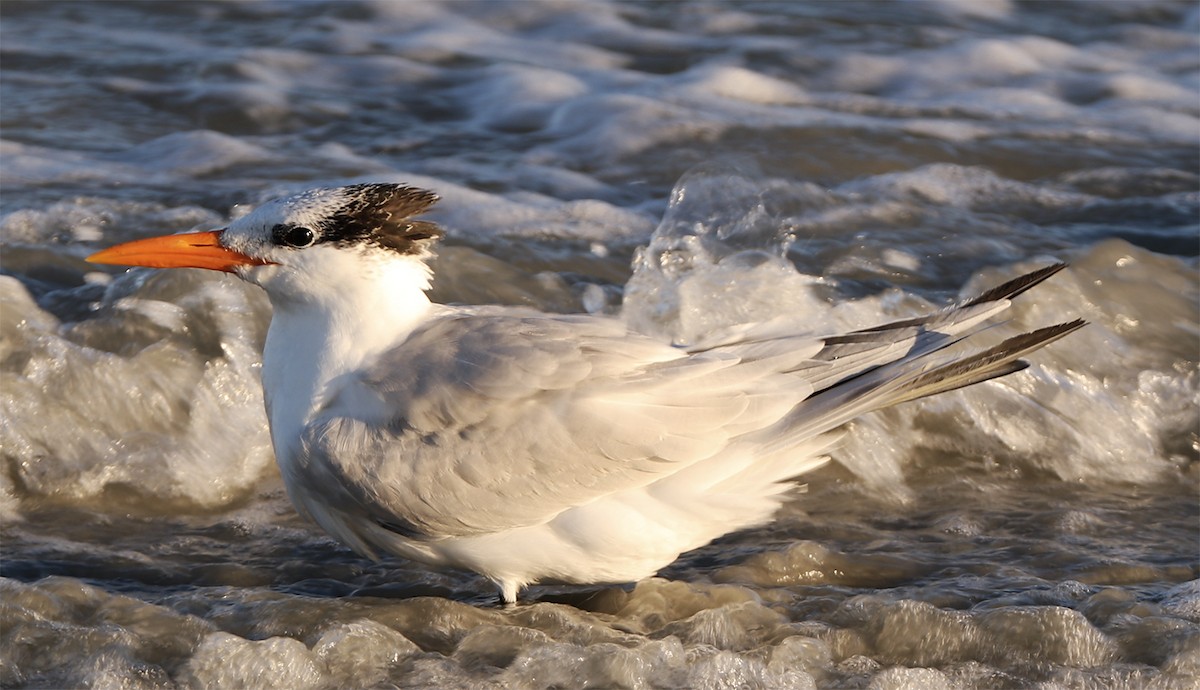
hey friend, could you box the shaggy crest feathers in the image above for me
[274,184,443,255]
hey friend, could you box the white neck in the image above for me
[257,252,435,463]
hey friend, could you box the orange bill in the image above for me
[87,230,272,273]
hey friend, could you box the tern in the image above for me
[88,183,1083,603]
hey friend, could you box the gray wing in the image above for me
[301,264,1080,541]
[301,310,824,539]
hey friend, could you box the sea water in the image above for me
[1,1,1197,688]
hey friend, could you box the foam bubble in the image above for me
[622,165,830,344]
[0,271,274,513]
[714,541,926,589]
[830,244,1197,486]
[0,577,214,688]
[313,619,420,685]
[978,606,1118,667]
[617,165,1195,489]
[867,666,955,690]
[181,633,324,690]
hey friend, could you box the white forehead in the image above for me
[230,187,349,232]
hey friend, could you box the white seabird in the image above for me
[88,183,1083,603]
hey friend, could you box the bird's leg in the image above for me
[499,581,519,607]
[474,577,521,608]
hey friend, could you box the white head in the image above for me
[88,183,443,308]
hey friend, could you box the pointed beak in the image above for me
[87,230,272,273]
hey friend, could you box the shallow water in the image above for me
[1,1,1198,688]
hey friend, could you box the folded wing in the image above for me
[300,264,1081,546]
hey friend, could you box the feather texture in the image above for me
[89,182,1086,603]
[289,265,1082,601]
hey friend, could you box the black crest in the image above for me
[318,184,442,254]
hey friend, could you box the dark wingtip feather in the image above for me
[962,262,1069,307]
[887,318,1086,405]
[853,263,1069,336]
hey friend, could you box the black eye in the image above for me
[273,224,317,248]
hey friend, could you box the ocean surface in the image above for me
[1,1,1198,688]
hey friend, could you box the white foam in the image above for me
[0,2,1195,686]
[0,140,140,186]
[1,3,1195,687]
[314,620,420,686]
[868,667,955,690]
[1,197,221,247]
[113,131,275,177]
[911,0,1016,20]
[619,165,1196,487]
[980,606,1118,666]
[420,176,658,242]
[1104,72,1198,101]
[181,633,325,690]
[1094,103,1200,142]
[465,64,589,132]
[830,244,1197,485]
[1161,580,1200,623]
[674,65,809,106]
[844,163,1089,209]
[0,474,20,523]
[900,119,991,142]
[546,92,713,162]
[622,166,831,344]
[0,272,274,512]
[390,15,623,71]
